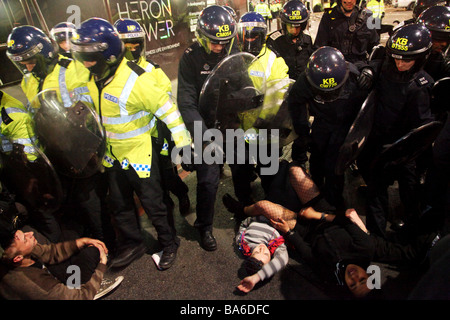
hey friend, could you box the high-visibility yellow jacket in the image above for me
[0,90,38,161]
[366,0,385,19]
[42,57,93,107]
[22,55,92,108]
[86,57,191,178]
[137,57,174,157]
[241,45,289,136]
[255,3,273,19]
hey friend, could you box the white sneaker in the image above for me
[94,276,124,300]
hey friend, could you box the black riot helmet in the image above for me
[305,46,349,103]
[413,0,447,19]
[196,5,237,56]
[417,5,450,42]
[386,23,432,60]
[280,0,310,34]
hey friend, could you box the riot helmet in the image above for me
[195,5,237,56]
[71,18,124,81]
[237,12,267,56]
[6,25,57,79]
[413,0,447,19]
[386,23,432,72]
[114,18,146,62]
[417,5,450,43]
[280,0,310,36]
[305,46,349,103]
[223,5,238,20]
[50,22,76,57]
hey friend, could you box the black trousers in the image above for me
[48,246,100,285]
[358,139,421,238]
[106,148,179,253]
[194,162,220,232]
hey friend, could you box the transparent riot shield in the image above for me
[371,121,444,172]
[251,78,297,146]
[335,89,377,175]
[29,88,105,178]
[198,52,266,132]
[0,143,63,214]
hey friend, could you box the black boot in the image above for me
[222,193,246,222]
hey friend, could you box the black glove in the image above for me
[180,145,196,172]
[357,67,374,90]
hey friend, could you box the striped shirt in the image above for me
[236,216,289,281]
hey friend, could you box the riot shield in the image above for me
[0,143,63,214]
[335,89,377,175]
[431,77,450,115]
[251,78,297,146]
[198,52,266,132]
[371,121,444,171]
[29,88,106,178]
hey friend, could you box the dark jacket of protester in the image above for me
[0,241,105,300]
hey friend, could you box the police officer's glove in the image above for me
[357,67,374,90]
[180,144,196,172]
[253,117,270,129]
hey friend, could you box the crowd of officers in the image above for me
[0,0,449,299]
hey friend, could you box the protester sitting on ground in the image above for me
[0,225,122,300]
[234,214,289,293]
[223,162,441,298]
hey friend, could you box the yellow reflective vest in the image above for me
[241,45,289,136]
[255,3,273,19]
[42,57,93,107]
[0,91,38,161]
[22,55,92,108]
[137,57,174,157]
[86,57,191,178]
[366,0,385,19]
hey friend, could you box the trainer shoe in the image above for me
[94,276,124,300]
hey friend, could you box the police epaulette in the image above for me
[416,76,429,86]
[146,59,160,68]
[269,30,283,41]
[58,58,72,69]
[1,106,13,125]
[127,60,146,76]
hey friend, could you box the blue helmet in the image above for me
[237,12,267,56]
[114,18,146,61]
[305,46,349,102]
[71,18,124,80]
[50,22,76,57]
[6,25,57,78]
[196,5,237,55]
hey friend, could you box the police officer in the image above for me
[266,0,314,81]
[6,26,95,244]
[357,24,435,238]
[71,18,192,269]
[177,5,238,251]
[288,47,370,208]
[255,0,273,30]
[417,5,450,81]
[228,11,289,206]
[114,18,191,217]
[392,0,447,33]
[50,22,77,58]
[314,0,380,64]
[6,25,91,108]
